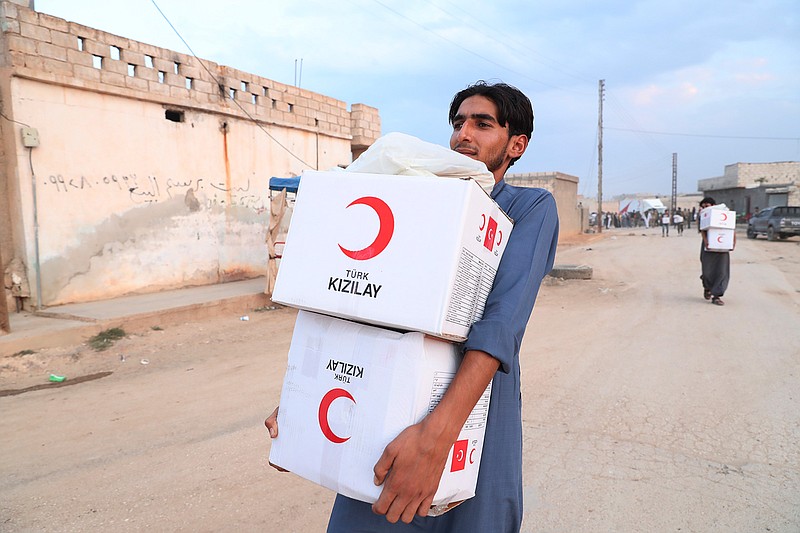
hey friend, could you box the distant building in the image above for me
[505,172,582,236]
[697,162,800,217]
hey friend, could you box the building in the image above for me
[0,0,380,313]
[505,171,582,234]
[697,162,800,218]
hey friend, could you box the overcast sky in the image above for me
[35,0,800,198]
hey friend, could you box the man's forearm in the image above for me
[419,349,499,448]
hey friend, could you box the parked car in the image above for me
[747,206,800,241]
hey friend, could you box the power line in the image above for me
[367,0,583,93]
[149,0,315,169]
[605,126,799,141]
[420,0,595,88]
[605,92,670,156]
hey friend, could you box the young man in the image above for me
[266,81,559,532]
[698,197,733,306]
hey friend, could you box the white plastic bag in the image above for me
[346,132,495,193]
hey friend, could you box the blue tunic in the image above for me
[327,181,560,533]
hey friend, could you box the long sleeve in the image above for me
[463,183,559,373]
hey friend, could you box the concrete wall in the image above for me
[505,171,581,237]
[0,1,380,308]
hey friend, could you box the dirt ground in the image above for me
[1,226,799,532]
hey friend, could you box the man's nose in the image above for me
[455,122,473,142]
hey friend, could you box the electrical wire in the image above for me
[605,126,799,142]
[0,111,31,128]
[367,0,585,93]
[149,0,315,170]
[421,0,596,87]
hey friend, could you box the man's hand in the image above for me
[264,406,288,472]
[371,420,450,524]
[371,349,499,524]
[265,406,279,438]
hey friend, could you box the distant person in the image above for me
[661,210,670,237]
[698,197,734,306]
[674,211,684,235]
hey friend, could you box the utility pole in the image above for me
[597,79,605,234]
[671,153,677,217]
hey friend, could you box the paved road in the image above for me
[1,226,798,532]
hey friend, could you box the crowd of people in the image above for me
[599,206,697,233]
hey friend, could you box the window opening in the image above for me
[92,55,103,69]
[165,110,185,123]
[185,77,193,90]
[110,46,121,61]
[158,71,166,83]
[77,37,84,51]
[145,55,154,68]
[128,64,136,77]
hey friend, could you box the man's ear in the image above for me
[508,134,528,159]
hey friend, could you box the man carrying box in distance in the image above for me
[698,196,734,306]
[266,80,560,532]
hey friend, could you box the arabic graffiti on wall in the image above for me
[40,173,267,211]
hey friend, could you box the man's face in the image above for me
[450,95,525,183]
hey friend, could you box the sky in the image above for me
[35,0,800,198]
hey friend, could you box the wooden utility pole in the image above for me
[597,79,605,233]
[671,153,678,216]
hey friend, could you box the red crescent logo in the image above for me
[496,229,503,247]
[338,197,394,260]
[318,388,355,444]
[720,213,728,221]
[479,214,486,231]
[717,235,724,243]
[469,448,475,464]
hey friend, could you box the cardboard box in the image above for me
[269,310,492,515]
[699,207,736,230]
[271,170,513,342]
[706,228,734,252]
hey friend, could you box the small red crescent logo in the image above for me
[469,448,476,464]
[338,197,394,260]
[720,213,728,221]
[318,388,355,444]
[717,235,724,243]
[496,230,503,246]
[479,214,486,231]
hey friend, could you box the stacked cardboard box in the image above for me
[269,310,492,514]
[268,170,514,514]
[700,206,736,252]
[271,170,512,342]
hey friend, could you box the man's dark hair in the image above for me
[700,196,716,206]
[448,81,534,168]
